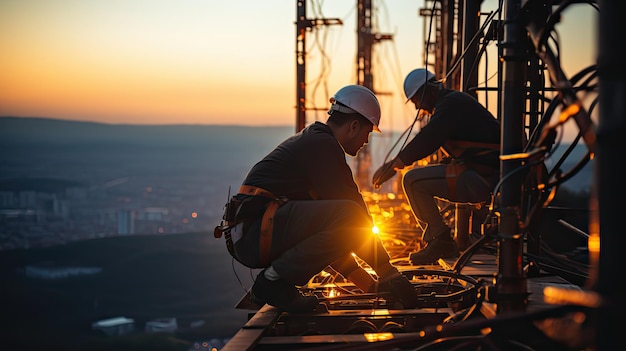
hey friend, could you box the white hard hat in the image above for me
[329,85,381,132]
[403,68,436,102]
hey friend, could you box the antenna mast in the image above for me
[295,0,341,133]
[355,0,392,190]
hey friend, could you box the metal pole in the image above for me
[496,0,527,314]
[295,0,307,133]
[594,1,625,349]
[461,0,483,97]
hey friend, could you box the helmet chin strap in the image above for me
[416,109,424,122]
[416,108,430,122]
[412,88,429,120]
[414,81,440,116]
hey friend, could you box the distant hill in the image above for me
[0,232,255,350]
[0,116,293,148]
[0,116,592,193]
[0,116,294,188]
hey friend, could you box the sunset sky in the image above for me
[0,0,597,132]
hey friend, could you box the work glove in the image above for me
[372,159,399,189]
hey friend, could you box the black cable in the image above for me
[446,8,500,83]
[309,303,591,351]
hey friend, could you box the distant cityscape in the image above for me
[0,175,221,250]
[0,117,295,251]
[0,117,592,251]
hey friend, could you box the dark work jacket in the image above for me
[238,121,370,217]
[397,89,501,176]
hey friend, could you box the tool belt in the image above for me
[214,185,286,267]
[445,139,500,160]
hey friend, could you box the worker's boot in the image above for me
[249,269,319,313]
[410,232,460,265]
[378,273,420,309]
[347,267,377,293]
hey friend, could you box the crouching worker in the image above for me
[215,85,419,313]
[372,68,500,265]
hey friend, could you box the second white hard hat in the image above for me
[403,68,436,103]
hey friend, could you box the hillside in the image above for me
[0,116,592,193]
[0,116,294,187]
[0,232,254,350]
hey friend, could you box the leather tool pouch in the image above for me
[223,196,242,224]
[215,195,272,261]
[232,195,271,222]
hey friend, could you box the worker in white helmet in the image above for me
[372,68,501,265]
[216,84,419,313]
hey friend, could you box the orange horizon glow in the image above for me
[0,1,597,132]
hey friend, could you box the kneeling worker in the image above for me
[218,84,420,313]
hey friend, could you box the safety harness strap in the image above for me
[238,184,276,198]
[445,162,467,199]
[446,139,500,151]
[443,140,499,194]
[445,140,499,159]
[238,185,284,267]
[259,200,280,267]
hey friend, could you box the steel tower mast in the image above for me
[295,0,341,133]
[355,0,392,190]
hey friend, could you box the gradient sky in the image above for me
[0,0,597,132]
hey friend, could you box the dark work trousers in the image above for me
[402,164,495,242]
[233,199,396,286]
